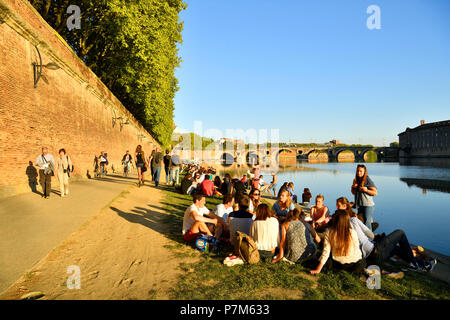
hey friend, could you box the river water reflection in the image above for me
[265,160,450,255]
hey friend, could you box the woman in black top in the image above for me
[163,150,172,185]
[135,145,146,187]
[220,173,233,195]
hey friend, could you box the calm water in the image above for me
[267,161,450,255]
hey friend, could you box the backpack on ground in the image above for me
[195,235,218,253]
[234,231,260,264]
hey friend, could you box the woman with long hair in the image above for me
[220,173,233,195]
[248,188,261,215]
[272,189,295,222]
[351,165,378,230]
[272,208,320,264]
[249,203,280,261]
[135,145,146,187]
[310,209,365,275]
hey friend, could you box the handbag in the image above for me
[42,155,54,176]
[66,156,74,177]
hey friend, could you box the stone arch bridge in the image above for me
[215,146,399,166]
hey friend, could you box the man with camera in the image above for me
[35,147,55,199]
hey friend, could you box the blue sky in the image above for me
[173,0,450,146]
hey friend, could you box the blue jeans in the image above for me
[171,167,180,185]
[269,183,277,195]
[358,206,375,231]
[153,166,162,187]
[371,229,419,267]
[164,166,171,183]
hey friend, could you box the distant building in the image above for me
[329,140,340,145]
[398,120,450,158]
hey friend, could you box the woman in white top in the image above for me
[250,204,280,262]
[55,148,72,198]
[310,209,365,275]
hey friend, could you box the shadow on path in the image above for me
[111,204,184,245]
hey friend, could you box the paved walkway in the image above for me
[0,173,139,293]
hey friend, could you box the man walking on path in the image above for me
[35,147,55,199]
[152,147,163,188]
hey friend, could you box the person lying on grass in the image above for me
[272,208,321,264]
[310,210,366,275]
[334,197,437,272]
[182,193,218,242]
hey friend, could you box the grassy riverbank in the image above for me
[159,186,450,300]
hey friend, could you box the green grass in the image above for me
[158,184,450,300]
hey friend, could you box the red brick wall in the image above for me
[0,0,160,198]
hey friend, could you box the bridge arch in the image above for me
[246,151,259,166]
[274,148,294,161]
[306,149,329,161]
[221,153,234,166]
[335,149,356,162]
[362,149,378,162]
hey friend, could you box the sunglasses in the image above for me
[253,193,260,196]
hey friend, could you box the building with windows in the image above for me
[398,120,450,158]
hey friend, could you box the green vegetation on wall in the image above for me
[30,0,187,147]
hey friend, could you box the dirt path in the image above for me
[0,183,187,300]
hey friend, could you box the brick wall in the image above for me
[0,0,160,199]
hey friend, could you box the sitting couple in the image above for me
[182,193,234,242]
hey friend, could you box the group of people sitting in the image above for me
[181,165,437,275]
[179,164,279,199]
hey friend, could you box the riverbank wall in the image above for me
[0,0,160,199]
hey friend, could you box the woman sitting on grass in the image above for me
[334,197,437,272]
[272,189,296,222]
[248,188,261,215]
[302,188,312,204]
[250,204,280,262]
[310,210,366,275]
[272,208,321,265]
[311,194,330,232]
[186,173,201,195]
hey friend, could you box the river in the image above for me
[261,160,450,255]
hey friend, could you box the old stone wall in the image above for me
[0,0,160,198]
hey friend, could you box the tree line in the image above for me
[30,0,187,147]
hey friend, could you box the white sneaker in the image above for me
[281,257,295,265]
[61,194,65,198]
[424,259,438,272]
[65,190,69,195]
